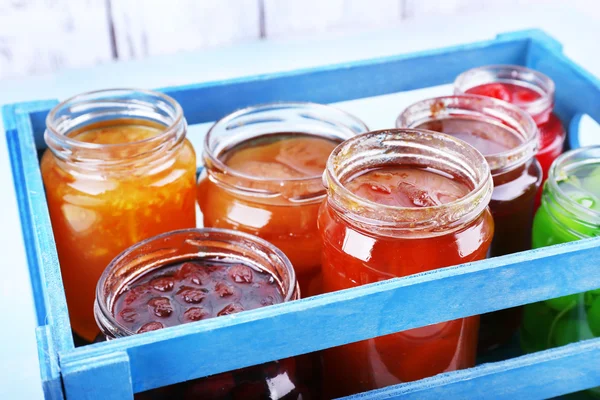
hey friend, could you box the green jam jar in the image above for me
[521,145,600,396]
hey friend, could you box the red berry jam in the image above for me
[95,229,316,400]
[113,260,283,333]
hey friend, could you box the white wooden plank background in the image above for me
[0,0,598,80]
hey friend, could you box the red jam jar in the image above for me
[94,228,313,399]
[397,95,541,353]
[197,103,368,296]
[454,65,566,188]
[319,129,494,398]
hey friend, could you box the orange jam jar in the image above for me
[319,129,494,398]
[197,103,368,296]
[41,89,197,341]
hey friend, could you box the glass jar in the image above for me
[454,65,566,186]
[397,95,542,353]
[521,147,600,391]
[41,89,197,342]
[95,228,313,399]
[319,129,494,398]
[197,102,368,296]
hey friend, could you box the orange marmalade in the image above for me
[41,90,196,341]
[197,103,368,296]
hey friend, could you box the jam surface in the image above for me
[198,133,341,297]
[465,82,542,106]
[113,260,283,333]
[41,118,196,341]
[416,118,522,156]
[223,133,338,179]
[346,166,470,207]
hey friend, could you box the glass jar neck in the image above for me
[45,89,186,171]
[454,65,555,124]
[543,146,600,238]
[397,95,539,176]
[94,228,299,339]
[203,102,368,205]
[323,129,493,238]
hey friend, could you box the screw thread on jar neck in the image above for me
[543,146,600,238]
[323,129,493,238]
[396,95,539,176]
[94,228,298,339]
[45,89,186,171]
[202,102,369,204]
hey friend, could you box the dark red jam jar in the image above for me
[397,95,542,353]
[94,228,313,400]
[454,65,566,190]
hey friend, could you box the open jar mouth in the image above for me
[94,228,298,338]
[202,102,368,201]
[547,146,600,232]
[45,88,186,165]
[453,65,555,119]
[396,95,539,174]
[323,129,493,236]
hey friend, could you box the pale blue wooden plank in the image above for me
[157,35,529,126]
[62,351,133,400]
[59,237,600,394]
[36,326,64,400]
[342,338,600,400]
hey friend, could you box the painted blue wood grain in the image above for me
[6,29,600,399]
[342,338,600,400]
[62,352,133,400]
[58,238,600,395]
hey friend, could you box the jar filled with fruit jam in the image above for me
[319,129,494,398]
[95,228,312,399]
[197,103,368,296]
[398,95,541,353]
[41,89,197,342]
[522,146,600,397]
[454,65,566,185]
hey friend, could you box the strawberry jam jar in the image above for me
[319,129,494,398]
[454,65,566,189]
[42,89,197,342]
[398,95,542,353]
[94,228,313,399]
[197,103,368,296]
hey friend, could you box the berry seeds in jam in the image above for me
[113,259,283,334]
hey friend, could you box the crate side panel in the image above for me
[527,41,600,136]
[161,40,529,126]
[342,339,600,400]
[59,238,600,392]
[12,109,73,351]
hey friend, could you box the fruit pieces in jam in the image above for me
[466,82,566,182]
[113,260,283,333]
[198,133,339,296]
[115,259,311,400]
[319,165,490,397]
[41,119,197,342]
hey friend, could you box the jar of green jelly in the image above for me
[521,145,600,395]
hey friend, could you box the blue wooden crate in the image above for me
[4,29,600,400]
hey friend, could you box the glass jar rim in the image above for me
[396,94,539,174]
[454,64,555,118]
[323,128,493,234]
[45,88,184,152]
[547,145,600,223]
[203,101,369,184]
[95,228,297,337]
